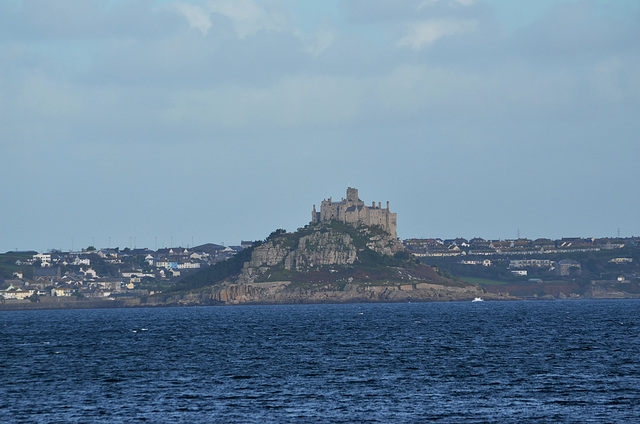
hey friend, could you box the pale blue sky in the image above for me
[1,0,639,252]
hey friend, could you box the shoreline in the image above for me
[2,293,638,311]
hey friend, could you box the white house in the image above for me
[33,253,52,267]
[51,287,74,297]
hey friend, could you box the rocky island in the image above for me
[158,221,495,306]
[154,188,503,306]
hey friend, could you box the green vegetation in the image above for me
[168,241,262,293]
[137,280,174,292]
[460,277,510,286]
[0,251,36,280]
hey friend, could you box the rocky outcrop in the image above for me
[237,223,398,284]
[285,231,357,270]
[365,233,404,256]
[246,243,290,268]
[212,281,292,303]
[207,280,505,305]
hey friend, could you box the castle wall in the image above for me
[312,188,397,238]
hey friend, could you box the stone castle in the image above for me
[311,187,398,238]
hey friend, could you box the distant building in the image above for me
[33,267,61,283]
[609,258,633,264]
[556,259,581,276]
[311,187,397,238]
[155,261,179,270]
[51,287,74,297]
[460,259,492,266]
[1,288,35,300]
[72,256,90,266]
[509,259,554,269]
[33,253,52,267]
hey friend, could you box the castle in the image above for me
[311,187,398,238]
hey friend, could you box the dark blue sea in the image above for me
[1,300,639,423]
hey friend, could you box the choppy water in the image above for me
[1,300,639,423]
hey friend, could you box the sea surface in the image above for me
[1,300,639,423]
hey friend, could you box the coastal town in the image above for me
[404,236,639,293]
[0,243,248,302]
[1,234,638,304]
[405,235,636,274]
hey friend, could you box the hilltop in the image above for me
[163,221,496,305]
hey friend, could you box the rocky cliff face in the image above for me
[207,280,496,305]
[140,279,512,307]
[285,231,357,270]
[237,222,404,284]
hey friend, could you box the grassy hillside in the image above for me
[0,251,36,281]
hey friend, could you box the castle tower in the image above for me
[346,187,359,204]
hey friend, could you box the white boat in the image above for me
[472,297,484,302]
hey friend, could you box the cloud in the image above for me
[169,0,335,60]
[397,19,477,49]
[209,0,283,38]
[172,3,212,35]
[301,28,336,57]
[3,0,639,138]
[171,0,287,38]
